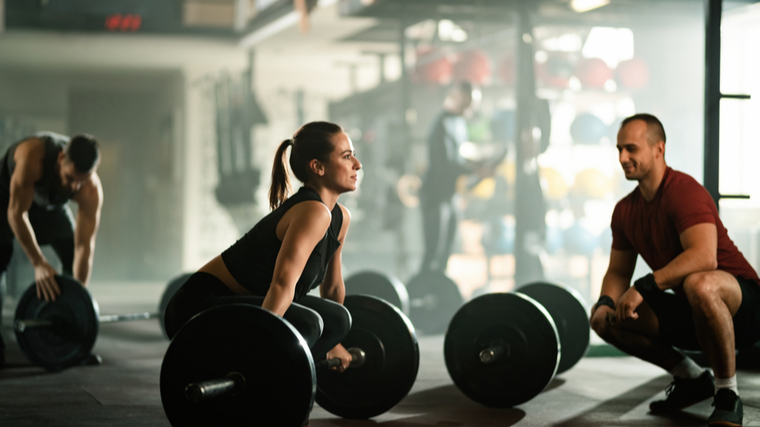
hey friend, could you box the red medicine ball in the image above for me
[575,57,613,89]
[452,50,492,85]
[617,57,649,89]
[413,47,454,85]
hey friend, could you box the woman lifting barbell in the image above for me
[164,121,361,372]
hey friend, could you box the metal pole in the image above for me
[704,0,722,207]
[514,3,539,285]
[397,19,411,279]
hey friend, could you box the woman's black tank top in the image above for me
[221,186,343,300]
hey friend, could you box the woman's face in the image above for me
[324,131,362,193]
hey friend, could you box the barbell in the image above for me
[444,281,590,407]
[13,273,189,371]
[160,294,420,426]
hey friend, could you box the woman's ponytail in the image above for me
[268,139,293,210]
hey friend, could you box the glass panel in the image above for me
[719,3,760,272]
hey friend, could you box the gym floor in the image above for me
[1,282,759,427]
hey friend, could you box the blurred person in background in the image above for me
[418,81,491,275]
[0,132,103,368]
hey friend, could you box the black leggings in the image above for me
[420,195,458,273]
[163,272,352,359]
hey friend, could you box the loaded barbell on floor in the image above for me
[160,295,420,426]
[13,273,189,371]
[345,270,464,335]
[444,281,590,407]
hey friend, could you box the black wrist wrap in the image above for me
[633,273,660,296]
[593,295,615,313]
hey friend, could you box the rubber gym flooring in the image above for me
[1,281,758,426]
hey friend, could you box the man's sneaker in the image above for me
[649,370,714,413]
[79,353,103,366]
[708,389,743,426]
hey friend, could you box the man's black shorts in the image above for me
[643,275,760,351]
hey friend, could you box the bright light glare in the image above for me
[581,27,634,68]
[472,88,483,102]
[438,19,468,42]
[569,76,582,92]
[616,98,636,118]
[405,20,437,41]
[570,0,611,13]
[543,34,583,52]
[239,11,298,47]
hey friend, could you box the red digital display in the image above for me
[105,14,142,32]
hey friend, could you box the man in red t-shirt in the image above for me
[590,114,760,427]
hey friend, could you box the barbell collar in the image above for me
[184,372,246,404]
[348,347,366,368]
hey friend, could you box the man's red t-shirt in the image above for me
[611,167,759,293]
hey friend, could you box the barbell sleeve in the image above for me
[14,318,54,332]
[479,343,509,364]
[185,372,246,404]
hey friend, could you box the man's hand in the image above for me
[33,261,60,302]
[590,304,614,332]
[615,286,644,323]
[326,344,352,373]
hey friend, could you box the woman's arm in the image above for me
[262,201,332,316]
[320,204,352,302]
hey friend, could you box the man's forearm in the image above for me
[73,247,93,286]
[599,271,632,301]
[653,247,717,290]
[8,212,45,266]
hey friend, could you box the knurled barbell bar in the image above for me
[160,294,420,426]
[13,273,189,371]
[444,281,590,408]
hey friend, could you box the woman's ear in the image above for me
[309,159,325,176]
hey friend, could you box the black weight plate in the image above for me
[14,275,99,371]
[406,271,464,335]
[345,271,410,316]
[158,272,192,339]
[517,282,590,374]
[161,304,315,427]
[316,295,419,419]
[444,293,559,408]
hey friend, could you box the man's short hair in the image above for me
[620,113,666,145]
[65,135,101,173]
[450,81,473,97]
